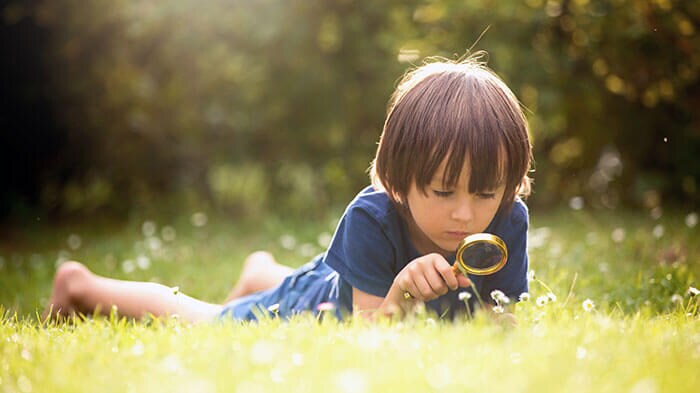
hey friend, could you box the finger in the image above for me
[434,260,458,291]
[412,274,436,300]
[456,274,472,288]
[423,264,449,296]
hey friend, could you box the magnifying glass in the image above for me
[403,233,508,300]
[452,233,508,276]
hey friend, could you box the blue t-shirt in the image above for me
[324,186,529,318]
[220,186,528,321]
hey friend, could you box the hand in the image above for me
[393,253,471,302]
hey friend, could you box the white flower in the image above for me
[652,224,664,239]
[490,289,509,304]
[458,291,472,301]
[492,305,505,314]
[670,294,683,304]
[569,196,584,210]
[546,292,557,302]
[688,286,700,296]
[536,295,549,307]
[686,212,698,228]
[518,292,530,302]
[611,228,625,243]
[142,221,156,237]
[267,303,280,313]
[582,298,595,312]
[527,270,536,282]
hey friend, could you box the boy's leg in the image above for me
[44,261,222,323]
[224,251,294,302]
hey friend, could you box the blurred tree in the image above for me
[2,0,697,218]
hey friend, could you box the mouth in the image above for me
[445,231,472,240]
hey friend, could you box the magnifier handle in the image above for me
[452,264,463,275]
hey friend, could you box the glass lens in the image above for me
[460,242,505,270]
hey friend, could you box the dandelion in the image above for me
[190,212,208,227]
[576,346,587,359]
[688,286,700,296]
[131,341,145,356]
[147,237,162,251]
[334,369,367,393]
[582,298,595,312]
[279,234,296,250]
[291,353,304,367]
[652,224,664,239]
[458,291,472,301]
[67,234,82,250]
[546,292,557,302]
[17,375,32,393]
[142,221,156,237]
[136,255,151,270]
[317,232,332,248]
[527,270,536,282]
[518,292,530,302]
[490,290,510,307]
[686,212,698,228]
[611,228,625,243]
[492,305,505,314]
[491,289,506,301]
[298,243,316,258]
[161,226,176,242]
[569,196,584,210]
[121,260,135,274]
[536,295,549,307]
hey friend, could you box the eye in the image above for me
[476,192,496,199]
[432,190,453,198]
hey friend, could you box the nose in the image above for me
[450,197,474,223]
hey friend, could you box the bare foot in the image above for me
[43,261,92,320]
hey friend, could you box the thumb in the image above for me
[456,274,472,288]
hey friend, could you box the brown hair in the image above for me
[370,55,532,214]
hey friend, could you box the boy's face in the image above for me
[405,159,505,256]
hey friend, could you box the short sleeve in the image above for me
[477,203,529,301]
[323,205,397,297]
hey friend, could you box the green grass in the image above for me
[1,207,699,392]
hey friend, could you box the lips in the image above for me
[446,231,471,239]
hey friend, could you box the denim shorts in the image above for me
[219,254,341,321]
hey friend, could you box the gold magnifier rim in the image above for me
[455,233,508,276]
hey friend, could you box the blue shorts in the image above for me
[219,254,341,321]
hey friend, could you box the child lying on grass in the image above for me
[45,54,532,323]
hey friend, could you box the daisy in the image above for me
[518,292,530,302]
[458,291,472,301]
[582,298,595,312]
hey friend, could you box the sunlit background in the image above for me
[1,0,698,220]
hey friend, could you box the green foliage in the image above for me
[12,0,700,215]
